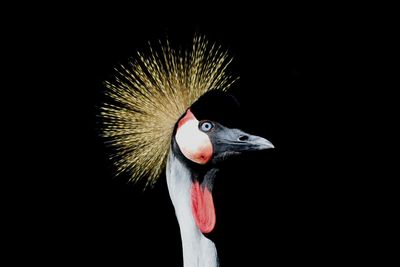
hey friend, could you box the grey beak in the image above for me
[210,123,274,163]
[246,135,275,150]
[213,126,274,153]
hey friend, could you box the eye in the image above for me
[200,121,214,132]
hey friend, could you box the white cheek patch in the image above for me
[175,118,213,164]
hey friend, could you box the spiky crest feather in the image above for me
[100,35,237,187]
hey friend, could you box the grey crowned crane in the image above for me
[100,36,274,266]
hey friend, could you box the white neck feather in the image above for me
[166,151,218,267]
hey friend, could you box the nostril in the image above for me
[238,135,249,141]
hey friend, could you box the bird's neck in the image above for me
[166,150,218,267]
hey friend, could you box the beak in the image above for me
[242,133,275,150]
[212,126,274,156]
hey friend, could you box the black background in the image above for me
[8,5,382,266]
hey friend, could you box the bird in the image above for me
[100,35,274,266]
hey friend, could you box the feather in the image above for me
[100,35,238,187]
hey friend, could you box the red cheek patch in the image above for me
[175,109,213,164]
[193,143,213,164]
[191,181,216,234]
[177,109,195,129]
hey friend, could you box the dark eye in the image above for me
[200,121,214,132]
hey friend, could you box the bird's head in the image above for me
[170,91,274,234]
[173,91,274,166]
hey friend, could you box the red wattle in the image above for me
[191,181,216,234]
